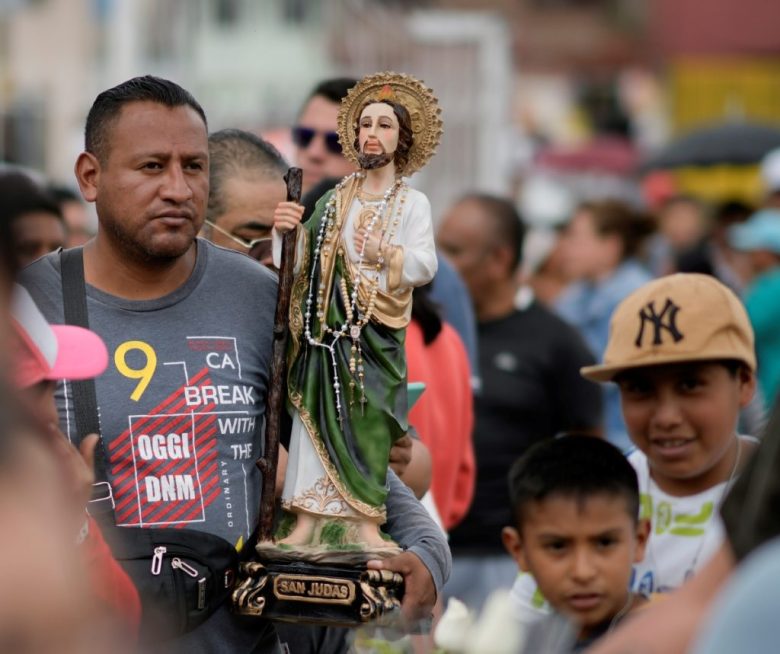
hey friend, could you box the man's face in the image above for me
[12,211,66,268]
[438,199,501,305]
[659,200,705,250]
[559,209,619,281]
[617,362,754,495]
[507,495,647,639]
[82,101,209,263]
[294,95,356,194]
[209,174,285,268]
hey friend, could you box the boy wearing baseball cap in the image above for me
[582,272,757,593]
[510,273,758,620]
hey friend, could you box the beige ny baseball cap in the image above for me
[581,273,756,382]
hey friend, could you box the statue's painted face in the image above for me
[358,103,400,158]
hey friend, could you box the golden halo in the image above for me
[337,71,443,176]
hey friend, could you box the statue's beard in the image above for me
[357,151,394,170]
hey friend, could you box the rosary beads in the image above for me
[302,172,407,421]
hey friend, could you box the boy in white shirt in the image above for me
[510,273,758,621]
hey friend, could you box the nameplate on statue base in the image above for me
[231,560,404,627]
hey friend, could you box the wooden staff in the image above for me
[257,167,302,542]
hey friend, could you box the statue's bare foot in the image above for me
[358,521,393,549]
[278,514,316,546]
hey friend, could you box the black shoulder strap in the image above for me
[60,248,101,440]
[60,248,115,514]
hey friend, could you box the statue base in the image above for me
[231,559,404,626]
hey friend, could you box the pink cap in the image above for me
[11,285,109,389]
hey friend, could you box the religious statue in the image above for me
[271,71,443,553]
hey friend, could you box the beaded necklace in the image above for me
[302,171,406,423]
[641,436,743,585]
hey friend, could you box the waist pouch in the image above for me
[97,520,240,643]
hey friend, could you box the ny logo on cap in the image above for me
[635,298,684,347]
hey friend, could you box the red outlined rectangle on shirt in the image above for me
[124,411,209,527]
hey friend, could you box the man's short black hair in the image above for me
[508,435,639,530]
[460,193,526,273]
[306,77,358,106]
[85,75,207,162]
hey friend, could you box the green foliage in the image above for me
[319,519,348,544]
[274,512,296,540]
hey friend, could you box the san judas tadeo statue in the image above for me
[233,71,443,627]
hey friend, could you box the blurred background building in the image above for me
[1,0,779,217]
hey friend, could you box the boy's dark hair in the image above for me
[720,359,748,377]
[85,75,207,162]
[613,359,749,386]
[508,435,639,529]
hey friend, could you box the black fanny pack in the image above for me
[60,248,245,642]
[96,518,240,641]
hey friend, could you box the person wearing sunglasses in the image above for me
[293,77,358,195]
[204,129,288,268]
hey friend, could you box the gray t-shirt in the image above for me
[20,239,451,652]
[22,240,276,547]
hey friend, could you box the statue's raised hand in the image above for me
[273,201,304,234]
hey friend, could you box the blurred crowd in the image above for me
[4,71,780,654]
